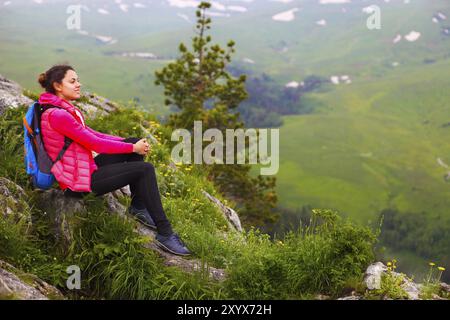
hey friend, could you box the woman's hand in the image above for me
[133,138,150,155]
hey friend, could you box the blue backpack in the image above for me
[23,102,73,190]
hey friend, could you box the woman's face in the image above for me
[53,69,81,101]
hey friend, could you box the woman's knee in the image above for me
[123,137,141,144]
[123,137,145,161]
[143,162,155,172]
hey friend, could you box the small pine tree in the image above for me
[155,1,278,227]
[155,1,246,131]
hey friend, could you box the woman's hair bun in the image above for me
[38,72,47,88]
[38,65,74,94]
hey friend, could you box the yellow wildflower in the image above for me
[438,267,446,271]
[429,262,436,267]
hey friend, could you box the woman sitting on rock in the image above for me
[37,64,191,256]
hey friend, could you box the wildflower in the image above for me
[387,262,392,267]
[429,262,436,267]
[438,267,446,271]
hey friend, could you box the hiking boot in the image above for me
[128,205,156,230]
[155,233,192,256]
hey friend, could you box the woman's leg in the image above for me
[94,137,146,209]
[91,161,173,236]
[93,137,142,166]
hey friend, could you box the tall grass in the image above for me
[0,106,30,187]
[224,209,376,299]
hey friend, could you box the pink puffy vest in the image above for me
[41,107,97,192]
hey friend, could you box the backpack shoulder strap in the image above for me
[54,136,72,163]
[39,104,74,163]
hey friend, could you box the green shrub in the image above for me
[0,211,68,289]
[0,106,29,187]
[420,263,449,299]
[65,197,223,299]
[224,209,376,299]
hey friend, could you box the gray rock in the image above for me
[103,192,127,216]
[202,190,243,232]
[74,92,119,119]
[35,189,88,249]
[0,260,63,300]
[76,102,108,119]
[137,224,226,281]
[337,295,361,300]
[0,74,33,114]
[441,282,450,293]
[363,262,443,300]
[111,186,131,201]
[402,278,422,300]
[0,177,32,224]
[431,293,447,300]
[364,262,388,290]
[398,274,421,300]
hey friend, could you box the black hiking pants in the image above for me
[65,137,173,236]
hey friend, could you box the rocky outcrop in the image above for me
[75,91,120,119]
[202,191,242,232]
[0,74,33,115]
[0,73,117,119]
[363,262,387,290]
[362,262,423,300]
[35,186,227,282]
[0,177,32,225]
[1,176,227,300]
[338,262,449,300]
[137,224,226,281]
[0,260,63,300]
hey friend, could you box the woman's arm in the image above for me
[48,109,133,154]
[85,126,125,141]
